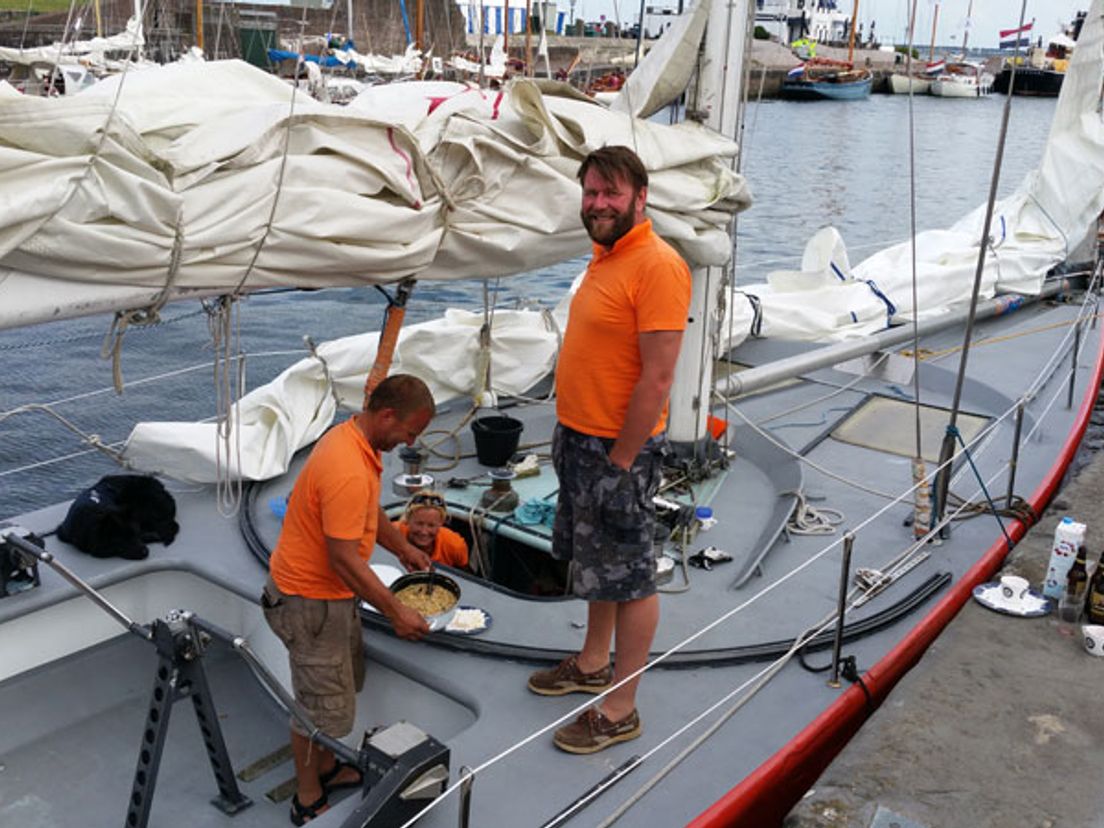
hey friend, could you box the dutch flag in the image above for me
[924,59,945,75]
[999,20,1033,50]
[787,64,806,79]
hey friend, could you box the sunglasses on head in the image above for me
[411,493,446,508]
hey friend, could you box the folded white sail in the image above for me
[123,307,565,482]
[0,59,748,330]
[0,16,144,66]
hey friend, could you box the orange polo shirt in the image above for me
[270,418,382,600]
[393,521,470,569]
[556,219,691,438]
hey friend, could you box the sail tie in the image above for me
[100,220,186,393]
[862,277,897,325]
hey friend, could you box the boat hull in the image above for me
[994,66,1065,96]
[780,75,873,100]
[886,73,931,94]
[930,78,992,98]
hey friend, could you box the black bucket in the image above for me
[471,415,523,467]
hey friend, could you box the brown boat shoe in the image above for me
[553,708,641,754]
[527,655,613,696]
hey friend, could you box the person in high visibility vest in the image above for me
[791,37,817,59]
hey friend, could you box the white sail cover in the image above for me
[0,60,747,330]
[747,0,1104,341]
[123,307,567,482]
[0,16,143,66]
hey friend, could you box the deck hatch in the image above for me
[830,396,988,463]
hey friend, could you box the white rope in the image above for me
[206,297,245,516]
[784,490,844,535]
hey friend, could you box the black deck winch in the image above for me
[347,721,451,827]
[0,525,42,597]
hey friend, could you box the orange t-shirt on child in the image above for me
[555,219,691,438]
[394,521,469,568]
[270,419,382,600]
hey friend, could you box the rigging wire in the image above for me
[932,0,1032,524]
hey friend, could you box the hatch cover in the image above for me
[831,397,988,463]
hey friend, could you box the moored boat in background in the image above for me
[929,60,993,97]
[994,12,1085,96]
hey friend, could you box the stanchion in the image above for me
[828,531,854,689]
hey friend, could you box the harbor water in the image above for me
[0,94,1061,520]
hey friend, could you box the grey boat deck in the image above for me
[0,291,1098,827]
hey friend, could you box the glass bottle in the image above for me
[1058,545,1089,633]
[1084,549,1104,625]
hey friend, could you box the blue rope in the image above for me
[946,424,1015,553]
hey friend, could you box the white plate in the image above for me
[972,582,1051,617]
[445,606,492,635]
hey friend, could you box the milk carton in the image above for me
[1043,517,1086,599]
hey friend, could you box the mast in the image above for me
[196,0,204,52]
[961,0,972,52]
[504,0,509,54]
[348,0,354,45]
[928,2,939,62]
[525,0,532,76]
[666,0,751,453]
[134,0,143,61]
[93,0,102,38]
[847,0,859,64]
[415,0,424,51]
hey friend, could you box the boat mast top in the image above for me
[928,2,940,63]
[961,0,973,53]
[847,0,859,64]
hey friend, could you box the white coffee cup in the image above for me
[999,575,1030,602]
[1081,624,1104,657]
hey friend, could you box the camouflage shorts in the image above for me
[551,423,665,602]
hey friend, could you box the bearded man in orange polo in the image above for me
[528,146,691,753]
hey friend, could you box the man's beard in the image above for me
[581,201,637,247]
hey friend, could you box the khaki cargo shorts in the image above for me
[262,577,366,738]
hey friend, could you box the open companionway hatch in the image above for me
[831,397,989,463]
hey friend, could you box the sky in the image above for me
[572,0,1088,49]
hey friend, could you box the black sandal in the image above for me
[319,759,364,793]
[290,792,328,826]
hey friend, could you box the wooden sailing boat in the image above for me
[886,1,941,94]
[929,0,994,98]
[781,0,873,100]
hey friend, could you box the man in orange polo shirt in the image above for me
[527,146,691,754]
[262,373,436,825]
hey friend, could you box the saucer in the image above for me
[972,582,1051,617]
